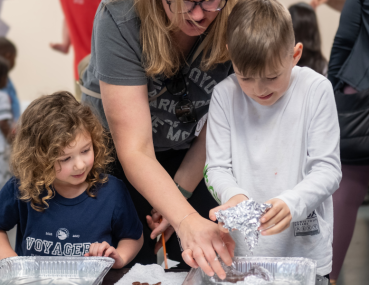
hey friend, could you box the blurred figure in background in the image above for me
[289,2,328,75]
[310,0,346,11]
[327,0,369,283]
[50,0,100,100]
[0,56,13,189]
[0,37,19,122]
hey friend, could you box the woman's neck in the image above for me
[172,29,199,59]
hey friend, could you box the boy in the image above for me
[0,56,12,188]
[0,37,19,122]
[204,0,341,279]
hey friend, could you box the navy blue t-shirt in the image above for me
[0,175,142,256]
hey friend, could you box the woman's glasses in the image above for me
[166,0,228,14]
[165,73,197,124]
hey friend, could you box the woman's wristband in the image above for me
[174,181,193,199]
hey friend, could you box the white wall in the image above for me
[2,0,74,104]
[1,0,340,105]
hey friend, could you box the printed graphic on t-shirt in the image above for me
[147,57,231,150]
[293,211,320,236]
[25,236,91,256]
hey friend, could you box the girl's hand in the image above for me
[84,241,125,269]
[146,209,175,254]
[258,198,292,236]
[178,213,235,280]
[209,194,249,233]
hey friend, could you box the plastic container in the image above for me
[0,256,115,285]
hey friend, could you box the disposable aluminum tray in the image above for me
[182,257,322,285]
[0,256,115,285]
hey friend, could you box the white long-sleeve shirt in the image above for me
[205,66,342,275]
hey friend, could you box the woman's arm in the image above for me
[328,0,362,88]
[0,230,17,260]
[100,81,234,279]
[174,122,207,193]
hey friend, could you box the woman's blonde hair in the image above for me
[133,0,237,78]
[11,91,113,212]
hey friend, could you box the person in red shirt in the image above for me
[50,0,100,100]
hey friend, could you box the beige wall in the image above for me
[2,0,340,105]
[2,0,74,104]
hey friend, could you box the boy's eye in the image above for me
[241,78,251,81]
[60,157,70,162]
[267,76,278,81]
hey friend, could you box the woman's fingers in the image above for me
[182,249,198,268]
[192,247,215,277]
[220,232,236,259]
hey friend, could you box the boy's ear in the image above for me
[293,43,303,66]
[226,44,228,51]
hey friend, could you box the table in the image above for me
[102,268,190,285]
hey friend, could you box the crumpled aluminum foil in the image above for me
[215,199,272,252]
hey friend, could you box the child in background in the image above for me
[289,3,328,75]
[202,0,341,279]
[0,56,12,189]
[0,92,143,268]
[0,37,20,122]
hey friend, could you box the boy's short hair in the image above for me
[227,0,295,77]
[0,56,9,79]
[0,37,16,56]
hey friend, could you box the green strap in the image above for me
[174,181,193,199]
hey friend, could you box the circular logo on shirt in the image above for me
[56,228,69,240]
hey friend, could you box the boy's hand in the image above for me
[209,194,248,233]
[84,241,124,269]
[258,198,292,236]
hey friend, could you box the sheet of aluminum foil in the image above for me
[0,256,114,285]
[215,199,272,253]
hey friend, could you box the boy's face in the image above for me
[233,43,303,107]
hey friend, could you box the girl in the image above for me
[0,92,143,269]
[81,0,236,277]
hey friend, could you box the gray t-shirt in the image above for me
[83,0,233,152]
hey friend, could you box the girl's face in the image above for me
[54,131,94,188]
[162,0,220,37]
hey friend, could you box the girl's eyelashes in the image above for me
[82,148,90,153]
[60,157,70,162]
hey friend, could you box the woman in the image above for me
[81,0,236,278]
[327,0,369,284]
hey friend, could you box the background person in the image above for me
[81,0,236,277]
[50,0,100,100]
[0,56,12,189]
[0,37,19,122]
[327,0,369,283]
[289,2,328,75]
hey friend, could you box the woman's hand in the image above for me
[209,194,249,233]
[84,241,125,269]
[178,213,235,280]
[146,209,175,254]
[258,198,292,235]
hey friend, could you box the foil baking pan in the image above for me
[0,256,114,285]
[182,257,320,285]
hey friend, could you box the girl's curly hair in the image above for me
[11,91,113,212]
